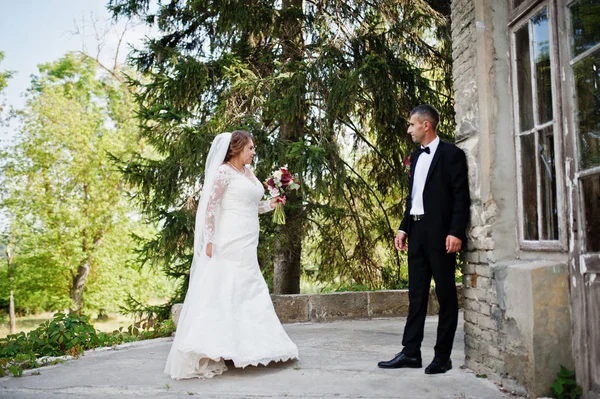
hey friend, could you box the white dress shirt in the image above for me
[410,136,440,215]
[398,137,440,235]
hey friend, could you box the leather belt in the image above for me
[411,214,425,221]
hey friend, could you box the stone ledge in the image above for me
[171,285,463,326]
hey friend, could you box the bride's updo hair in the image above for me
[224,130,254,161]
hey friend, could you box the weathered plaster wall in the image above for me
[451,0,572,397]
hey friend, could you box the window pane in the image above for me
[581,175,600,252]
[570,0,600,57]
[573,49,600,169]
[539,127,559,240]
[532,8,553,124]
[516,25,534,132]
[521,133,539,239]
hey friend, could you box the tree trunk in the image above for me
[9,291,16,334]
[273,0,305,294]
[6,241,16,334]
[273,190,303,294]
[70,259,91,314]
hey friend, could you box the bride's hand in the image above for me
[206,242,213,258]
[270,196,286,209]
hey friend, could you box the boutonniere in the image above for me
[403,156,411,177]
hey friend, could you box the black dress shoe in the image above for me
[378,353,422,369]
[424,358,452,374]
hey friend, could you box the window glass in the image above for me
[532,8,553,124]
[521,133,539,239]
[516,25,534,131]
[581,175,600,252]
[570,0,600,57]
[573,49,600,169]
[539,126,559,240]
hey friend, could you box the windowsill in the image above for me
[518,240,567,252]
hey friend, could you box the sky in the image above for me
[0,0,153,148]
[0,1,154,231]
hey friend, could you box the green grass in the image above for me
[0,312,136,339]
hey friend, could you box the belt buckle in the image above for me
[412,214,424,221]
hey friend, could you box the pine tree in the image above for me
[108,0,454,299]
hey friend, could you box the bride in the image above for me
[164,130,299,379]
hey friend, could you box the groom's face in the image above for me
[407,114,428,145]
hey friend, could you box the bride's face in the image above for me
[238,140,256,165]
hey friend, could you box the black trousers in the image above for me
[401,219,458,360]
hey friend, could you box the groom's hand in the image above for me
[395,231,408,251]
[445,235,462,253]
[206,242,213,258]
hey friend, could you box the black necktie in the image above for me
[419,147,430,154]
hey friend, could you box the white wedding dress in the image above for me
[164,164,298,379]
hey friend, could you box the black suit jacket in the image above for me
[399,140,470,250]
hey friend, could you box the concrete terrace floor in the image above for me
[0,314,514,399]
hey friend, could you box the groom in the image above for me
[378,105,470,374]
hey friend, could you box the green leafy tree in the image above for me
[0,51,15,332]
[0,53,163,315]
[108,0,454,301]
[0,51,12,93]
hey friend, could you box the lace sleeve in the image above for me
[204,166,232,244]
[258,200,274,214]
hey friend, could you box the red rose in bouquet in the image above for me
[264,166,300,224]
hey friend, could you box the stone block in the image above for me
[500,260,573,398]
[462,274,472,288]
[484,250,497,264]
[368,290,409,317]
[463,309,478,324]
[484,355,506,374]
[477,313,499,331]
[462,262,477,274]
[462,287,488,301]
[486,344,502,360]
[464,345,483,363]
[463,320,480,337]
[309,292,369,322]
[475,264,494,278]
[479,302,491,316]
[427,290,440,314]
[271,294,309,323]
[456,284,464,309]
[463,298,480,312]
[476,275,492,289]
[465,251,481,264]
[171,303,183,327]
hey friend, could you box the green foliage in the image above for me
[0,50,14,121]
[0,312,175,377]
[0,52,171,315]
[551,366,583,399]
[0,51,13,92]
[108,0,455,302]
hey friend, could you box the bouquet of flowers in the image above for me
[265,166,300,225]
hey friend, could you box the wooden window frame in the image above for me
[509,0,568,251]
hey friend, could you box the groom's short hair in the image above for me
[410,105,439,131]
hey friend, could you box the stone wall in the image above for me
[451,0,572,397]
[172,287,463,325]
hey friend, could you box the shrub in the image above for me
[551,366,583,399]
[0,312,175,377]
